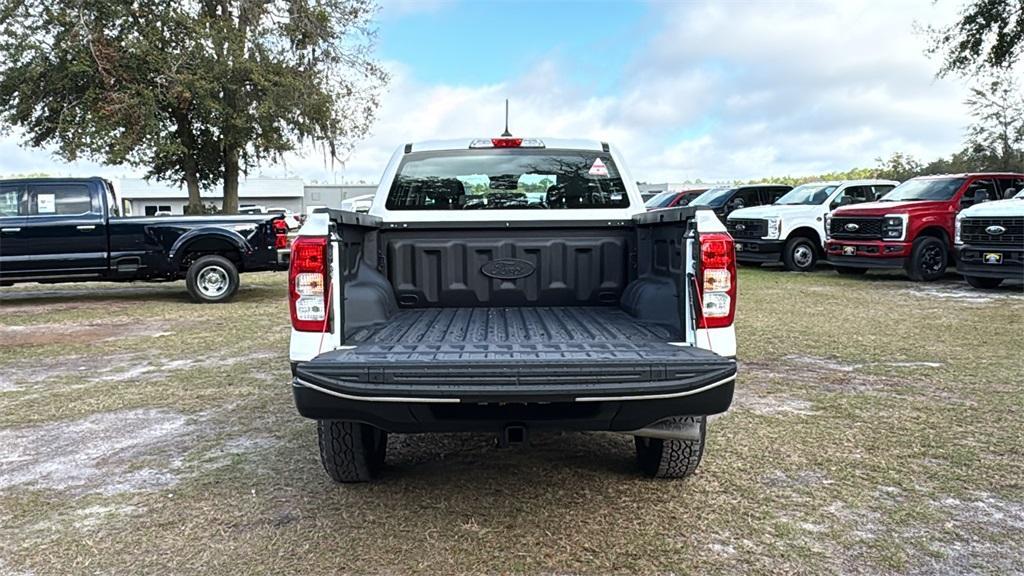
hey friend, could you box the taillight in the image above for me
[273,218,289,249]
[491,137,523,148]
[289,236,328,332]
[698,231,736,329]
[469,138,545,149]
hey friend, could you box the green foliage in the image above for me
[0,0,388,213]
[927,0,1024,77]
[0,172,52,179]
[962,70,1024,171]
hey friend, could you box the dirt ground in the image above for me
[0,269,1022,575]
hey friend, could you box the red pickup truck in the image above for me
[825,173,1024,281]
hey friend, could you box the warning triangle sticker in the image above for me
[588,157,609,177]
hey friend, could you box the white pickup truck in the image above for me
[288,136,739,482]
[955,188,1024,288]
[726,180,897,271]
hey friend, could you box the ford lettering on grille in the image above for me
[845,223,860,232]
[986,225,1006,236]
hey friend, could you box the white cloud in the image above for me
[0,0,985,186]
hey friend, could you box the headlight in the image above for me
[824,215,832,239]
[765,218,781,239]
[955,213,963,245]
[882,214,905,241]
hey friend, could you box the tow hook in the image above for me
[628,418,702,441]
[498,424,528,448]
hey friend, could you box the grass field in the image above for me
[1,269,1022,575]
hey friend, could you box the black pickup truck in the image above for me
[0,177,290,302]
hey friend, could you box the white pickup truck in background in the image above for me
[288,136,739,483]
[726,180,898,271]
[955,188,1024,288]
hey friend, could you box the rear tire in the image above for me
[317,420,387,483]
[186,255,239,303]
[634,416,706,479]
[835,266,868,276]
[782,237,818,272]
[964,275,1003,289]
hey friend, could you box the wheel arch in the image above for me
[915,225,949,244]
[787,226,823,248]
[170,229,249,271]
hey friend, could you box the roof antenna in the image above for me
[501,99,512,137]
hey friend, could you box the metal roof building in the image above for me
[117,178,305,215]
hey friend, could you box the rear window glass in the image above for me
[385,149,630,210]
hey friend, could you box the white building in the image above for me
[304,184,377,211]
[118,178,305,216]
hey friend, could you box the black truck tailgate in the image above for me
[294,307,736,402]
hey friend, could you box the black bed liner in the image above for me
[296,306,735,402]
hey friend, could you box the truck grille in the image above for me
[960,217,1024,246]
[727,219,766,239]
[830,217,883,240]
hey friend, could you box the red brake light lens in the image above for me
[698,231,736,329]
[273,218,289,249]
[289,236,329,332]
[491,137,523,148]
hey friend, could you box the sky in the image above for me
[0,0,980,185]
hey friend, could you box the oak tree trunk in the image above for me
[222,146,240,214]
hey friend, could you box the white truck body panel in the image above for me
[728,179,899,246]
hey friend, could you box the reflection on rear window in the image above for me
[385,149,630,210]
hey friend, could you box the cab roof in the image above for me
[912,172,1024,179]
[405,137,606,153]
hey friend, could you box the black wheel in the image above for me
[964,275,1003,289]
[906,236,948,282]
[634,416,706,479]
[782,237,818,272]
[185,255,239,303]
[835,266,868,276]
[317,420,387,483]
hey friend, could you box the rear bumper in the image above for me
[292,377,735,433]
[275,248,290,268]
[957,245,1024,280]
[291,354,737,432]
[734,238,784,263]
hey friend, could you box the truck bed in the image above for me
[296,306,736,402]
[346,306,679,361]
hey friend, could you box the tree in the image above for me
[961,71,1024,171]
[927,0,1024,77]
[0,1,222,213]
[0,0,387,213]
[873,152,924,181]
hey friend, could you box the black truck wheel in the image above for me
[186,255,239,303]
[634,416,706,479]
[317,420,387,483]
[782,237,818,272]
[906,236,948,281]
[964,275,1002,289]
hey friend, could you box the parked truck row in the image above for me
[665,173,1023,287]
